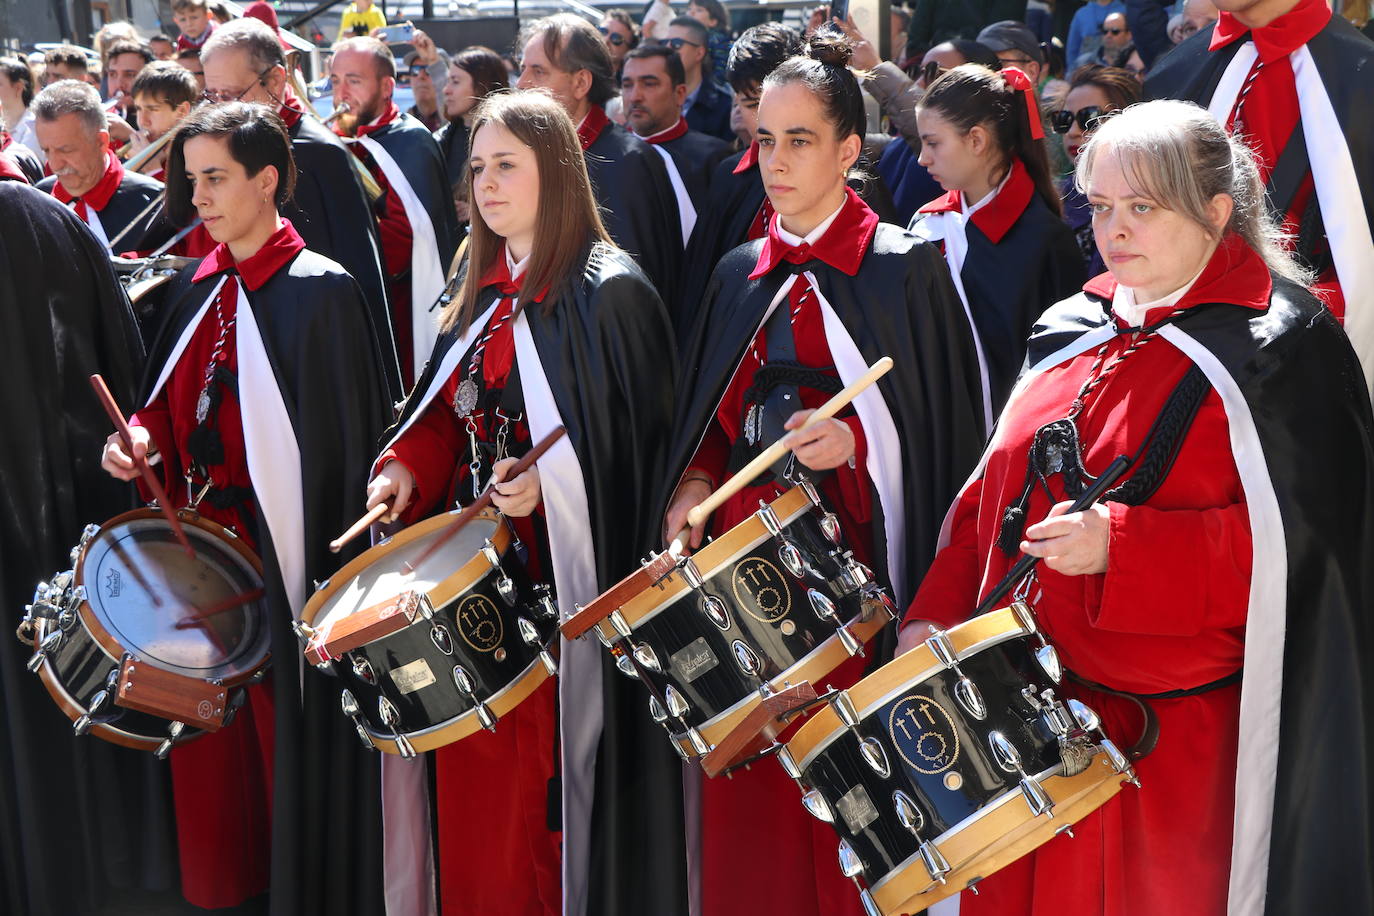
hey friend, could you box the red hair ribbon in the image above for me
[1000,66,1045,141]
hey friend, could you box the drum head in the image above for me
[80,516,269,681]
[312,514,503,632]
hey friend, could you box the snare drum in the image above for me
[300,508,558,757]
[576,479,897,761]
[21,509,271,757]
[781,603,1138,915]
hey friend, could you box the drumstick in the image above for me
[970,453,1133,618]
[685,357,893,530]
[329,501,392,553]
[173,588,267,629]
[90,374,194,557]
[402,426,567,575]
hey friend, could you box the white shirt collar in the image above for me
[775,197,847,247]
[962,166,1014,217]
[506,245,530,284]
[1111,262,1208,327]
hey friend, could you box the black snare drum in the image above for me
[300,509,558,757]
[782,603,1138,915]
[21,509,270,757]
[575,478,897,761]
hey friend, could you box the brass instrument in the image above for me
[119,127,177,174]
[323,101,351,126]
[283,50,383,201]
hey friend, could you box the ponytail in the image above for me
[919,63,1062,217]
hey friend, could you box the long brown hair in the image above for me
[441,90,612,334]
[919,63,1063,217]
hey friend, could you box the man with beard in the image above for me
[200,19,402,398]
[34,80,167,254]
[1145,0,1374,401]
[516,14,682,311]
[621,44,730,246]
[103,38,152,119]
[332,36,462,390]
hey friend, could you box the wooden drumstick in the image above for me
[173,588,267,629]
[90,374,194,557]
[402,425,567,575]
[685,356,894,530]
[329,501,392,554]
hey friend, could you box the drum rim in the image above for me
[786,606,1031,770]
[73,507,271,687]
[126,272,174,303]
[31,651,190,751]
[593,484,815,641]
[300,507,510,630]
[365,650,554,755]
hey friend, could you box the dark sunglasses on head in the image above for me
[598,26,628,46]
[665,37,701,50]
[1051,105,1106,134]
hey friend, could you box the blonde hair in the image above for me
[1076,99,1311,287]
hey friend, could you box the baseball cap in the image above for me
[977,20,1045,65]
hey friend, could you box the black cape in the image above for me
[3,139,43,184]
[38,168,170,253]
[684,78,735,143]
[1144,18,1374,278]
[286,113,401,401]
[143,248,391,916]
[659,127,731,213]
[678,149,899,338]
[665,223,988,609]
[1027,279,1374,915]
[386,241,686,916]
[585,119,684,312]
[363,110,463,276]
[0,184,179,916]
[916,193,1086,412]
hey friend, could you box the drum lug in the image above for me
[819,512,842,545]
[350,653,376,684]
[755,501,783,538]
[698,593,732,631]
[1011,599,1040,635]
[685,726,711,755]
[614,652,638,678]
[988,730,1025,774]
[1099,738,1139,786]
[798,476,823,508]
[26,629,64,673]
[79,523,101,547]
[858,736,891,778]
[778,539,807,579]
[1019,774,1055,817]
[518,618,558,675]
[810,589,864,657]
[954,676,988,721]
[893,789,925,834]
[773,744,802,781]
[377,696,419,756]
[838,556,872,593]
[632,642,662,673]
[73,688,114,737]
[828,689,861,729]
[924,627,958,668]
[668,734,690,760]
[648,695,668,723]
[730,639,762,677]
[450,665,499,734]
[680,556,705,590]
[430,622,455,655]
[918,840,952,885]
[340,690,376,752]
[663,684,691,719]
[496,574,517,607]
[532,584,558,620]
[837,838,864,878]
[800,787,835,823]
[154,721,187,760]
[1034,643,1063,684]
[608,610,633,639]
[858,888,882,916]
[66,586,87,610]
[858,584,897,622]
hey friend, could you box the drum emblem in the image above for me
[730,558,792,623]
[456,594,504,653]
[888,694,961,775]
[196,700,214,720]
[105,568,122,598]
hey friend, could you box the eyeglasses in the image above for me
[1051,105,1107,134]
[1102,27,1126,35]
[996,54,1036,70]
[920,61,948,85]
[665,37,702,50]
[598,26,628,46]
[201,66,274,103]
[408,64,427,76]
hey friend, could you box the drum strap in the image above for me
[1067,668,1243,761]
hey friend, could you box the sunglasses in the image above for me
[598,26,628,46]
[920,61,949,85]
[1051,105,1107,134]
[665,37,702,50]
[409,64,427,76]
[1102,27,1126,35]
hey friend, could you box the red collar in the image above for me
[353,102,401,139]
[1083,233,1273,321]
[277,84,305,130]
[0,153,27,183]
[476,244,549,303]
[917,157,1034,244]
[0,132,10,151]
[733,140,759,174]
[192,219,307,291]
[750,186,878,280]
[643,117,689,145]
[52,148,123,210]
[577,106,611,151]
[1210,0,1331,63]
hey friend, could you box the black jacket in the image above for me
[684,77,734,143]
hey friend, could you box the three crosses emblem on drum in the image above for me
[888,694,961,775]
[457,594,504,652]
[731,557,792,623]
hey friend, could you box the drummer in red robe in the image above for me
[660,27,987,916]
[901,100,1374,915]
[100,102,390,915]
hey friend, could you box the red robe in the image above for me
[904,236,1264,915]
[375,249,560,915]
[130,221,307,910]
[685,191,882,916]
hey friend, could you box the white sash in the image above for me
[649,144,697,246]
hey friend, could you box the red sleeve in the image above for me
[904,477,984,630]
[130,392,177,504]
[1089,500,1251,635]
[686,420,730,487]
[375,397,463,525]
[821,413,871,524]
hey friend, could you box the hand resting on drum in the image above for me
[782,409,855,471]
[489,457,541,517]
[1020,501,1110,576]
[663,476,713,551]
[101,426,155,482]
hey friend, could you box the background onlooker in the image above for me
[128,60,198,178]
[1067,0,1126,65]
[149,34,175,60]
[1092,11,1132,64]
[668,15,734,141]
[175,47,205,92]
[172,0,216,52]
[435,45,507,216]
[890,5,911,59]
[41,46,91,88]
[642,0,677,43]
[601,9,640,78]
[103,39,152,116]
[1053,64,1140,276]
[0,57,39,157]
[688,0,733,75]
[337,0,386,42]
[1026,0,1056,43]
[404,47,448,130]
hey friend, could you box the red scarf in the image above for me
[917,157,1036,244]
[345,101,401,139]
[750,186,878,280]
[192,219,307,290]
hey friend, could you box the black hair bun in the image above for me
[807,25,853,69]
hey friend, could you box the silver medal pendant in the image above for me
[452,376,479,418]
[195,386,212,423]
